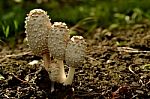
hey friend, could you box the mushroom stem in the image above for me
[43,54,51,70]
[64,67,75,85]
[51,81,55,92]
[56,59,66,83]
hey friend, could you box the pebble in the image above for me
[136,90,144,94]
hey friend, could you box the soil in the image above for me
[0,24,150,99]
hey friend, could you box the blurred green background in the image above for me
[0,0,150,47]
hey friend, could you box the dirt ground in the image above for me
[0,24,150,99]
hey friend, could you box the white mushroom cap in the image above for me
[65,36,86,68]
[25,9,51,56]
[48,22,70,60]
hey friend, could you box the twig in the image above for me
[0,51,32,63]
[146,80,150,85]
[74,91,101,97]
[128,65,136,74]
[9,73,28,84]
[4,94,9,98]
[117,47,150,53]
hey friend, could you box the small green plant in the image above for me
[1,0,150,46]
[2,25,10,38]
[0,19,20,47]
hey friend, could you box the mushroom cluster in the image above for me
[25,9,86,90]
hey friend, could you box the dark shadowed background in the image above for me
[0,0,150,47]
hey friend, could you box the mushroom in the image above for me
[48,22,69,83]
[25,9,51,70]
[64,36,86,85]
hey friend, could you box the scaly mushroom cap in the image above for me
[48,22,70,60]
[25,9,51,56]
[65,36,86,68]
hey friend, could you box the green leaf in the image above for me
[2,25,10,38]
[109,23,119,30]
[14,20,18,31]
[141,64,150,71]
[5,25,10,38]
[0,74,5,80]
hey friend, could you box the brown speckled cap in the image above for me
[25,9,51,56]
[48,22,70,60]
[65,36,86,68]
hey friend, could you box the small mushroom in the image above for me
[48,22,70,83]
[25,9,51,70]
[64,36,86,85]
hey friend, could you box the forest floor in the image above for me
[0,24,150,99]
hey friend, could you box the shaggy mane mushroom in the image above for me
[25,9,51,71]
[48,22,70,91]
[48,22,69,83]
[64,36,86,85]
